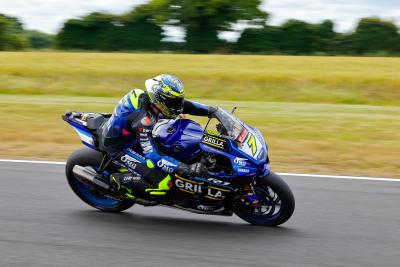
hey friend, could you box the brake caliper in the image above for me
[243,184,260,208]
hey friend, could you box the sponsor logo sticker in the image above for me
[157,159,176,173]
[237,128,248,143]
[202,134,226,149]
[233,157,247,166]
[237,168,250,173]
[175,177,227,199]
[120,154,137,169]
[127,148,145,161]
[207,178,230,186]
[197,205,216,212]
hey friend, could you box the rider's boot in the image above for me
[109,173,150,199]
[144,174,172,196]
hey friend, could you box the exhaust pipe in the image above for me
[72,165,110,190]
[72,165,97,185]
[72,165,109,190]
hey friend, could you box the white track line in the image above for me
[0,159,65,165]
[278,172,399,182]
[0,158,398,182]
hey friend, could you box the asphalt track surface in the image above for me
[0,162,399,267]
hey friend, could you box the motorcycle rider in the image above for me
[100,74,216,199]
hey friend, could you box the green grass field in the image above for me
[0,52,399,177]
[1,52,400,105]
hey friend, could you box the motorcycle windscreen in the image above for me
[236,125,268,163]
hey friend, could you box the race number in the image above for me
[247,134,257,156]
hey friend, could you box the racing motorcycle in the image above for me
[62,107,295,226]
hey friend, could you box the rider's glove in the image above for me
[177,162,207,177]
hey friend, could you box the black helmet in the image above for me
[145,74,185,118]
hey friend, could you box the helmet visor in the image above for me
[157,94,184,118]
[168,96,183,113]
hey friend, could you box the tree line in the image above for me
[0,14,54,50]
[236,18,400,55]
[1,0,400,55]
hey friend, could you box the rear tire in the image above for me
[65,148,135,212]
[233,171,295,226]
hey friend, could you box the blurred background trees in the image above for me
[57,8,162,51]
[145,0,267,52]
[352,18,400,55]
[0,3,399,55]
[0,14,29,50]
[25,30,54,49]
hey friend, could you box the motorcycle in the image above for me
[62,107,295,226]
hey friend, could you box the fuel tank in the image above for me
[153,119,204,162]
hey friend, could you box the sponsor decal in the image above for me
[237,128,248,143]
[138,127,151,133]
[140,139,154,153]
[206,188,225,199]
[127,148,145,161]
[207,178,230,186]
[175,178,203,193]
[175,177,228,199]
[202,134,226,149]
[237,168,250,173]
[197,205,225,213]
[157,159,177,173]
[197,205,215,211]
[142,146,153,153]
[123,175,142,182]
[120,154,137,169]
[122,154,140,163]
[233,157,247,166]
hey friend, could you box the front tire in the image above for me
[65,148,135,212]
[233,171,295,226]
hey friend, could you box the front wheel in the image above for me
[233,171,295,226]
[65,148,135,212]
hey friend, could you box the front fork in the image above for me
[237,182,261,209]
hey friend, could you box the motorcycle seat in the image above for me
[86,113,108,130]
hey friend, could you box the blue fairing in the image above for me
[66,119,97,150]
[66,114,270,179]
[153,119,270,179]
[153,119,203,162]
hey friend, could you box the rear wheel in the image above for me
[233,171,295,226]
[65,148,135,212]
